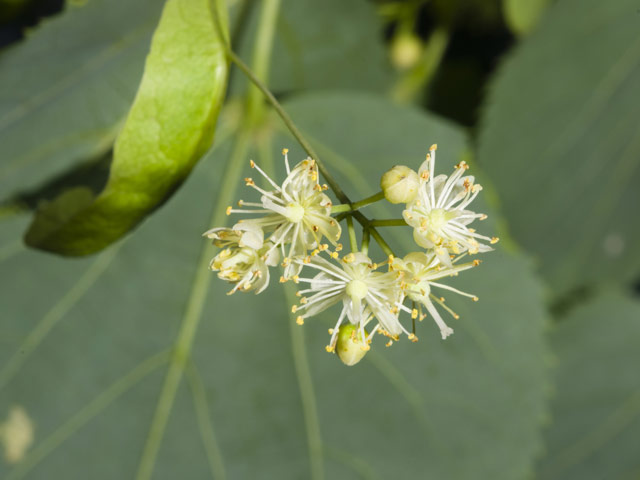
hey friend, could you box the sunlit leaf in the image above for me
[477,0,640,296]
[23,0,230,256]
[536,292,640,480]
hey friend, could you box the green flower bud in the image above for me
[390,32,423,70]
[380,165,420,204]
[335,324,370,366]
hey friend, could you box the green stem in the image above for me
[391,26,450,104]
[346,216,358,253]
[246,0,281,124]
[136,3,282,478]
[369,219,407,227]
[351,191,385,210]
[369,228,395,258]
[361,228,370,256]
[330,204,352,214]
[135,130,250,480]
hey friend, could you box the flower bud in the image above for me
[335,324,370,366]
[380,165,419,204]
[390,32,423,70]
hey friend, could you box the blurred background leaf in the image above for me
[0,0,164,200]
[477,0,640,298]
[233,0,392,94]
[0,93,549,479]
[536,292,640,480]
[502,0,551,36]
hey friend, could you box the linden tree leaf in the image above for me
[477,0,640,297]
[536,292,640,480]
[23,0,230,256]
[1,92,548,479]
[0,0,165,200]
[233,0,392,94]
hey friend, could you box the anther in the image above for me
[296,316,304,325]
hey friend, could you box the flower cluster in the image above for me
[204,145,497,365]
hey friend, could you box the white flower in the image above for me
[391,251,480,339]
[290,252,406,352]
[226,149,341,278]
[203,222,264,249]
[402,144,498,266]
[210,242,279,295]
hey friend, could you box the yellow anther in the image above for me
[408,333,419,343]
[296,316,304,325]
[328,328,334,334]
[282,148,289,155]
[291,305,298,313]
[292,275,300,283]
[330,251,339,259]
[491,237,500,244]
[343,253,355,263]
[472,296,479,302]
[300,297,308,304]
[473,259,481,266]
[430,144,437,151]
[411,308,418,319]
[360,344,371,351]
[279,276,287,283]
[325,345,335,353]
[249,159,255,168]
[335,244,343,252]
[385,340,393,347]
[225,206,232,215]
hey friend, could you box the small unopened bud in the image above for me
[390,32,423,70]
[335,324,369,366]
[380,165,420,204]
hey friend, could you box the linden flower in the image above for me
[290,252,406,352]
[203,222,264,249]
[402,144,498,266]
[391,252,480,339]
[226,149,341,278]
[210,242,279,295]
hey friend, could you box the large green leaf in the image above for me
[23,0,229,256]
[0,93,547,479]
[0,0,164,200]
[536,292,640,479]
[234,0,391,94]
[477,0,640,296]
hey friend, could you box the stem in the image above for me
[361,228,370,256]
[330,204,352,214]
[351,191,385,210]
[369,219,407,227]
[246,0,281,124]
[369,228,395,258]
[391,26,450,104]
[346,216,358,253]
[136,3,282,478]
[135,129,250,480]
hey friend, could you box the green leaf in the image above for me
[0,0,165,200]
[23,0,230,256]
[536,292,640,480]
[0,93,547,479]
[477,0,640,296]
[234,0,392,93]
[502,0,551,36]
